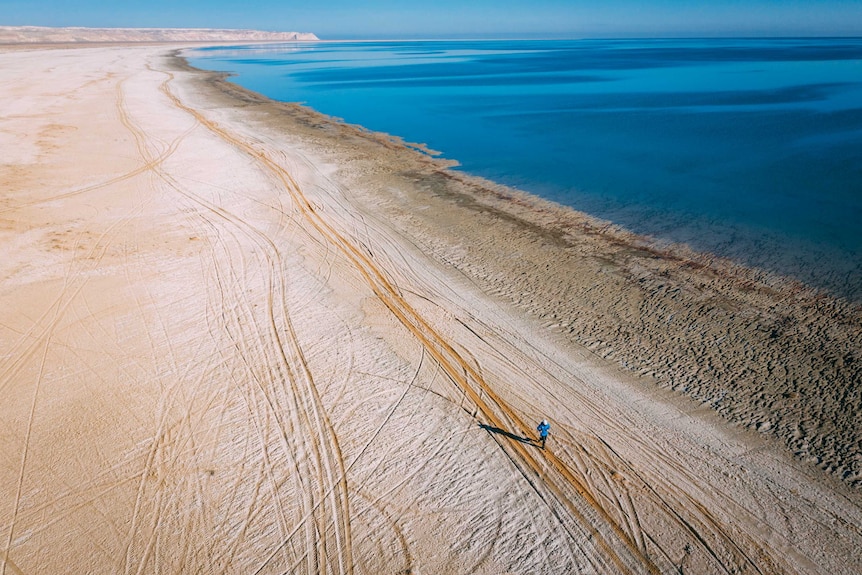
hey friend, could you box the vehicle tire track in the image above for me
[161,71,657,575]
[112,66,356,574]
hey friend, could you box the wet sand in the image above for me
[1,43,860,574]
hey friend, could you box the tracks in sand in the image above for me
[116,68,354,575]
[3,47,858,575]
[157,68,821,575]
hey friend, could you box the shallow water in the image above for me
[188,39,862,301]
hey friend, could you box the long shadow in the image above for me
[479,423,536,445]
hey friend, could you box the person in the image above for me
[537,419,550,449]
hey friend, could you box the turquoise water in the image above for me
[188,39,862,301]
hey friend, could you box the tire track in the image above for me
[351,486,413,574]
[119,66,357,574]
[182,205,303,573]
[186,189,337,575]
[2,176,148,575]
[454,304,814,574]
[159,66,829,575]
[160,71,656,575]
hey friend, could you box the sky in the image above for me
[3,0,862,39]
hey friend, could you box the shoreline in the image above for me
[2,43,860,573]
[171,50,862,488]
[185,39,862,304]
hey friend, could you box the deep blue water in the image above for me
[188,39,862,301]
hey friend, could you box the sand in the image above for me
[1,43,860,574]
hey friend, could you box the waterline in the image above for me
[189,38,862,301]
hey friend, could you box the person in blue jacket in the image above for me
[537,419,550,449]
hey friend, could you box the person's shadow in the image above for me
[479,423,537,445]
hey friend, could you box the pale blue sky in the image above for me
[4,0,861,39]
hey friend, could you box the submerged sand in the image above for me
[1,43,860,574]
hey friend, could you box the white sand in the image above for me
[1,44,860,574]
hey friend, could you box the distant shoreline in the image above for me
[0,25,318,44]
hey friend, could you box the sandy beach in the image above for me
[1,42,860,574]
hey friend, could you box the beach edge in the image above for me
[168,47,862,490]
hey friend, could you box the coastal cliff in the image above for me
[0,25,318,43]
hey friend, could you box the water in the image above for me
[188,39,862,301]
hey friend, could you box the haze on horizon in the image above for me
[4,0,862,39]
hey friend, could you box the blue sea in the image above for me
[188,39,862,302]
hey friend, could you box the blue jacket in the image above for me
[537,422,550,437]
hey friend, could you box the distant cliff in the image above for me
[0,26,319,43]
